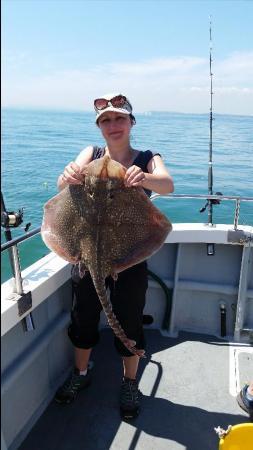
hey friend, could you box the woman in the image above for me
[55,93,174,419]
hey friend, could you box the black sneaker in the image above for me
[120,377,141,419]
[237,384,253,420]
[55,366,92,404]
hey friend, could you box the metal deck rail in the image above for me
[2,194,253,255]
[1,194,253,319]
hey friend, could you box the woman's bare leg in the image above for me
[75,347,92,371]
[122,355,140,379]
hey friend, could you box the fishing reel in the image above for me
[1,191,32,232]
[1,208,24,228]
[199,192,223,213]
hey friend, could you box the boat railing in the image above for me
[1,193,253,318]
[151,193,253,231]
[2,194,253,255]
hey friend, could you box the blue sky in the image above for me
[2,0,253,114]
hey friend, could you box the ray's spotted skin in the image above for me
[41,155,172,357]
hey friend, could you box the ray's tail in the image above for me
[91,271,145,358]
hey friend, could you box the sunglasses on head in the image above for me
[94,95,131,111]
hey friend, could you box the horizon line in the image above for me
[2,106,252,118]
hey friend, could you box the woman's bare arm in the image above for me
[125,155,174,195]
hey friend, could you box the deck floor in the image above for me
[19,329,251,450]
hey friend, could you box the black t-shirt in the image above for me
[92,146,161,197]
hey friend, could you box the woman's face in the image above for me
[98,112,132,145]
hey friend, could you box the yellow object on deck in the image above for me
[219,423,253,450]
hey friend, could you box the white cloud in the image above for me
[2,52,253,115]
[109,56,206,76]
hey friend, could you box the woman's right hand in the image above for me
[61,161,84,185]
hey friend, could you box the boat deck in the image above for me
[18,329,252,450]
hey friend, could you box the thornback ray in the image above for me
[41,155,172,357]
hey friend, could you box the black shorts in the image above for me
[68,261,148,357]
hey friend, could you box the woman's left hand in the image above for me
[124,165,146,187]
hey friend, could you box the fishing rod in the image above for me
[1,191,35,331]
[208,16,214,224]
[200,17,222,225]
[1,192,24,277]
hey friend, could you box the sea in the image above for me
[1,108,253,283]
